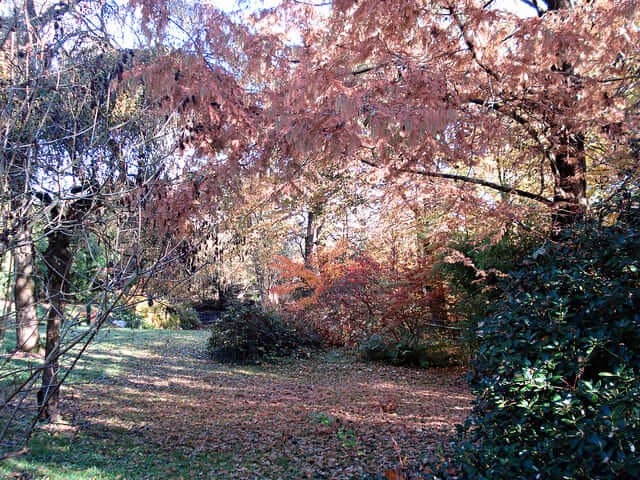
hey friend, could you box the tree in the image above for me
[32,46,174,422]
[131,0,639,239]
[0,0,60,352]
[0,0,179,456]
[293,0,638,228]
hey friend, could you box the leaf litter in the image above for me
[43,330,472,479]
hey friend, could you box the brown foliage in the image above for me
[130,0,640,234]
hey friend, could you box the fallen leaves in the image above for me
[44,330,472,478]
[385,469,407,480]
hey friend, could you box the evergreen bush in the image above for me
[455,193,640,479]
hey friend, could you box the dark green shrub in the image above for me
[359,331,460,368]
[207,303,300,364]
[359,334,388,362]
[456,195,640,479]
[174,305,201,329]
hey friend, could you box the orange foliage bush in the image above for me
[272,246,456,346]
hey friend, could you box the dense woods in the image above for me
[1,0,638,478]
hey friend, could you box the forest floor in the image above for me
[1,329,471,479]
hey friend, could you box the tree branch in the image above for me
[352,64,383,76]
[447,4,500,82]
[0,447,30,461]
[467,97,550,159]
[360,158,552,205]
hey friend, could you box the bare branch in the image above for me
[360,158,553,205]
[0,447,30,461]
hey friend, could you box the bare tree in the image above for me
[0,0,185,458]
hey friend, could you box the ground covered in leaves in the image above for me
[2,329,471,479]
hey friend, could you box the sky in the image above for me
[108,0,537,48]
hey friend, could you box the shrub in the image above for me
[359,331,461,368]
[358,334,388,362]
[455,194,640,479]
[174,305,201,329]
[207,303,301,364]
[137,300,181,329]
[278,309,325,348]
[129,298,200,329]
[273,249,461,349]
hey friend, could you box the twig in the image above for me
[0,446,30,461]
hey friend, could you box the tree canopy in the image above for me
[1,0,639,476]
[129,0,639,236]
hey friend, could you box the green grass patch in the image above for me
[3,427,234,480]
[2,328,216,480]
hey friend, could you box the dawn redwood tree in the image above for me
[131,0,639,236]
[270,0,639,231]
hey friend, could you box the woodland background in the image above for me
[0,0,639,478]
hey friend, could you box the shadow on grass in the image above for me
[2,327,471,479]
[2,423,234,480]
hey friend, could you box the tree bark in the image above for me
[303,210,316,267]
[38,225,72,422]
[546,0,572,10]
[14,226,40,353]
[303,204,323,268]
[546,0,588,232]
[551,132,587,232]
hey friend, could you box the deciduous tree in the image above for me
[132,0,639,237]
[0,0,179,455]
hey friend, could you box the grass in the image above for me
[1,327,471,479]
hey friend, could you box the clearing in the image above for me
[1,329,471,479]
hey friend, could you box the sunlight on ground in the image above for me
[1,328,471,479]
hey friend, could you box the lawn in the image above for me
[1,328,471,479]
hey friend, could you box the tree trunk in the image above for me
[547,0,588,234]
[38,228,72,423]
[551,133,587,233]
[303,204,323,268]
[409,204,431,260]
[303,210,315,267]
[216,282,227,310]
[0,307,6,351]
[546,0,572,10]
[14,226,40,353]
